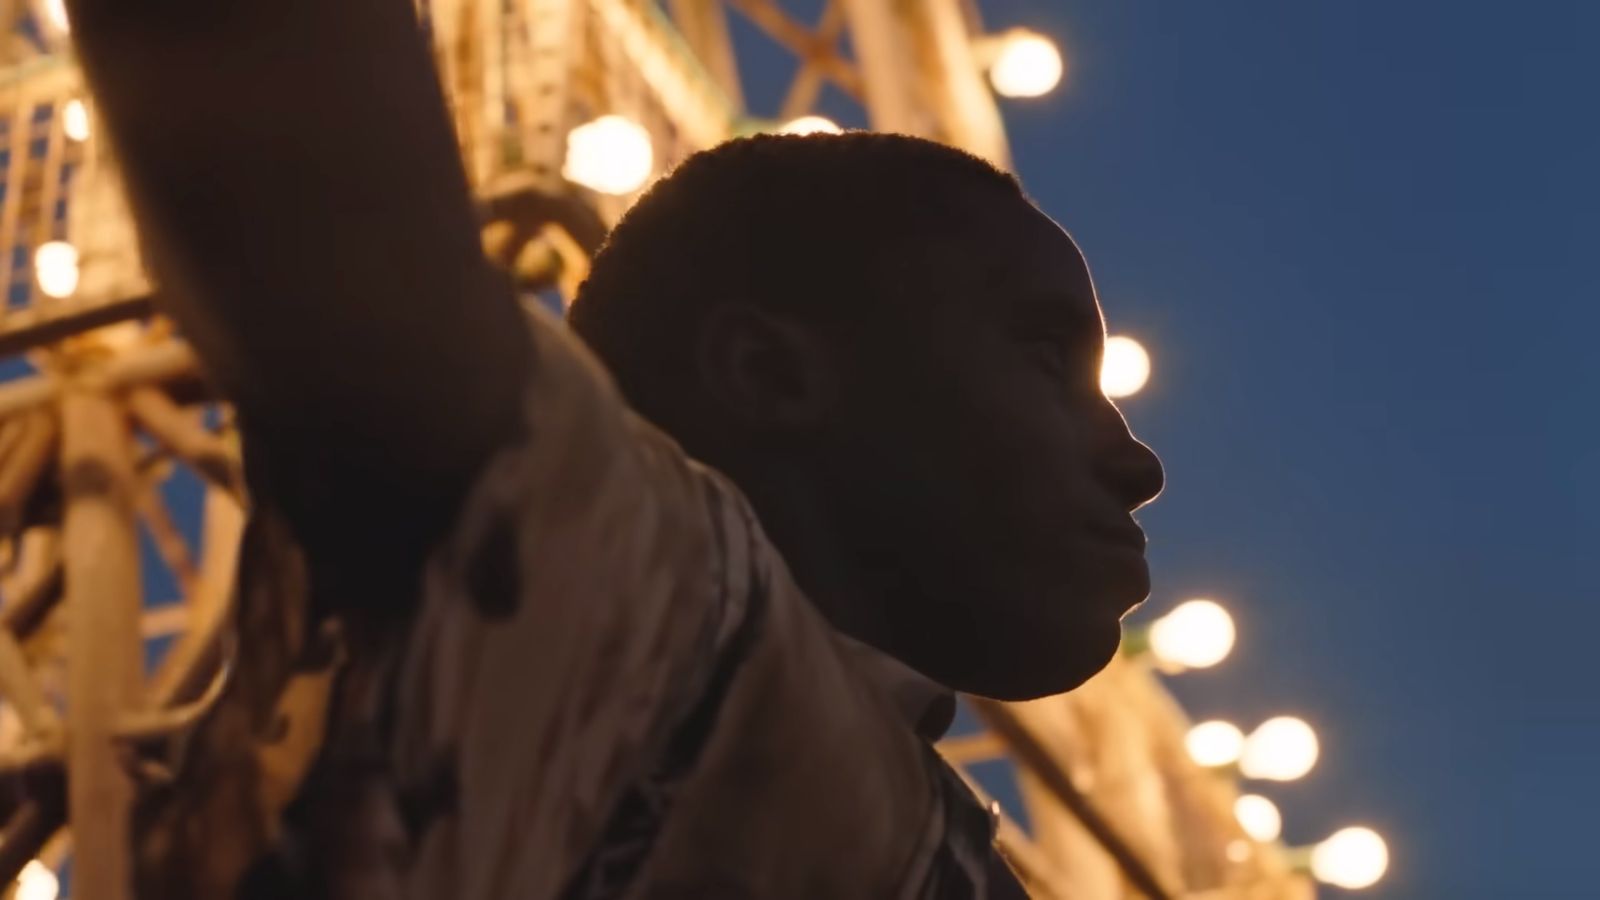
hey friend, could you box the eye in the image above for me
[1015,322,1105,395]
[1023,338,1070,377]
[1023,337,1102,392]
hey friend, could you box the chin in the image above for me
[917,560,1149,701]
[965,611,1125,702]
[1096,550,1153,612]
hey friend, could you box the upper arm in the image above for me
[387,311,740,896]
[65,0,530,507]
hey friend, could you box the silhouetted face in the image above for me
[819,187,1164,699]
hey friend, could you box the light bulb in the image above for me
[1240,716,1319,782]
[989,31,1063,98]
[63,99,89,142]
[1225,839,1253,863]
[39,0,68,34]
[34,241,79,299]
[1185,719,1244,767]
[778,116,842,136]
[15,860,57,900]
[562,115,653,195]
[1148,599,1234,670]
[1234,794,1283,842]
[1311,826,1389,890]
[1100,335,1151,399]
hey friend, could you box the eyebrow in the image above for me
[1010,291,1104,338]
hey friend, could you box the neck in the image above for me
[732,463,888,646]
[732,462,956,738]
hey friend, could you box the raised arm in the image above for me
[63,0,531,512]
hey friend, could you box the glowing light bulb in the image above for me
[1185,720,1245,767]
[1225,840,1253,863]
[34,241,79,299]
[562,115,653,195]
[15,860,58,900]
[1148,599,1234,670]
[62,99,89,142]
[989,31,1063,98]
[1234,794,1283,842]
[1100,335,1150,399]
[1311,826,1389,890]
[1240,716,1320,782]
[39,0,68,34]
[778,116,842,136]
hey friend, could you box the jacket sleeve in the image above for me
[385,307,750,899]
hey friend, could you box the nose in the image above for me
[1121,438,1165,511]
[1101,416,1165,512]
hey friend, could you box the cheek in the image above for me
[973,406,1099,524]
[831,354,1096,541]
[923,402,1096,555]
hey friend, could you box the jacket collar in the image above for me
[834,634,957,741]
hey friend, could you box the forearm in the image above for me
[64,0,530,487]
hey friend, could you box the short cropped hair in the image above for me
[567,131,1022,428]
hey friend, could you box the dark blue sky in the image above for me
[983,2,1595,896]
[745,1,1594,896]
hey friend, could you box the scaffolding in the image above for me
[0,1,1318,897]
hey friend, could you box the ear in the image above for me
[697,304,838,431]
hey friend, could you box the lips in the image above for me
[1087,519,1147,551]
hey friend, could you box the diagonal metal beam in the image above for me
[587,0,738,148]
[778,0,847,120]
[668,0,744,109]
[971,698,1178,900]
[902,0,1010,166]
[726,0,861,102]
[836,0,923,134]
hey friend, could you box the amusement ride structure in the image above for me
[0,0,1387,896]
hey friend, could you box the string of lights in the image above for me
[0,1,1391,896]
[1125,593,1390,890]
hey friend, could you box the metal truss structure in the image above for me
[0,1,1316,897]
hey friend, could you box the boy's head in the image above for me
[569,133,1163,699]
